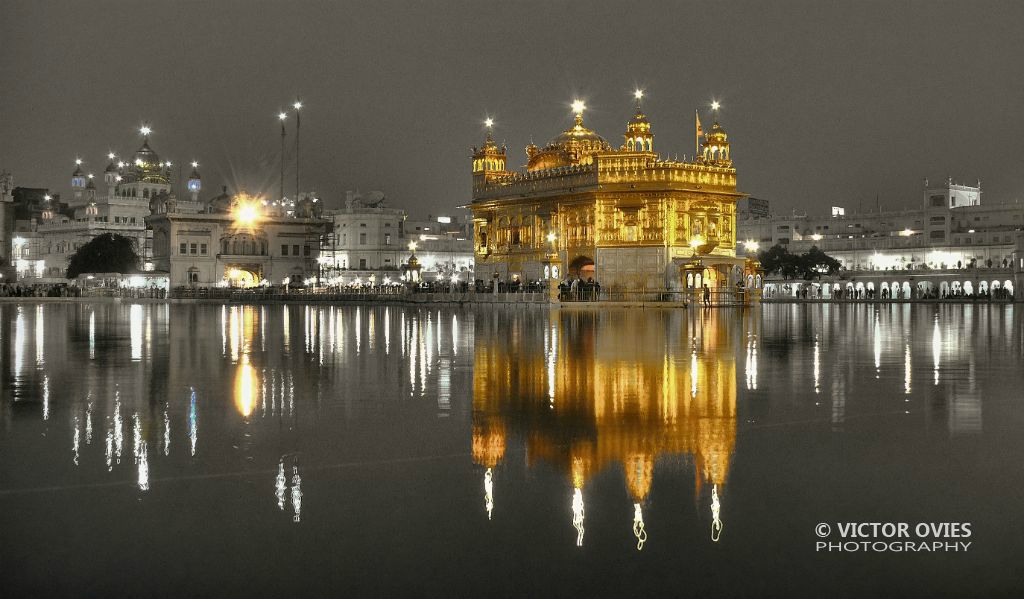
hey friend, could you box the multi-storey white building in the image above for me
[319,192,473,283]
[738,178,1024,298]
[15,129,206,281]
[739,178,1023,271]
[148,192,328,289]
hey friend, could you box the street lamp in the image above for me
[293,98,302,201]
[278,111,287,203]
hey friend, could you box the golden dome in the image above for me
[707,121,728,142]
[527,113,612,171]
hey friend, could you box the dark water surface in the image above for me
[1,302,1022,597]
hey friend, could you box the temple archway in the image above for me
[568,255,595,279]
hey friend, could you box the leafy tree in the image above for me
[66,233,140,279]
[799,246,842,280]
[758,244,841,280]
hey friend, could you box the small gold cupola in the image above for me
[471,118,508,184]
[622,89,654,153]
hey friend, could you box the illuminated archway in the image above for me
[225,268,260,288]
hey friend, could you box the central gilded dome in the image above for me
[527,113,612,171]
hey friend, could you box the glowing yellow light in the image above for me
[571,99,586,115]
[166,161,172,167]
[87,173,94,179]
[191,160,199,168]
[107,152,116,160]
[711,100,721,111]
[140,125,152,136]
[118,161,125,168]
[547,232,556,243]
[634,89,644,100]
[743,240,759,252]
[484,117,494,128]
[293,100,302,110]
[408,241,418,252]
[810,233,823,241]
[75,158,82,165]
[690,237,704,249]
[233,197,263,230]
[115,176,122,182]
[44,194,51,201]
[278,112,287,121]
[899,228,914,237]
[234,357,256,417]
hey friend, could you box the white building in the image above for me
[738,178,1023,271]
[738,178,1024,299]
[15,129,206,281]
[319,192,473,284]
[148,192,328,288]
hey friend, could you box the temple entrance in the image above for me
[568,255,595,279]
[224,268,260,288]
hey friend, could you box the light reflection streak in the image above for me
[451,313,458,356]
[904,343,912,395]
[42,375,49,420]
[35,305,44,366]
[275,460,287,510]
[873,315,881,378]
[290,464,303,523]
[188,388,198,456]
[163,407,170,456]
[133,412,149,491]
[932,316,941,385]
[572,487,585,546]
[384,307,391,354]
[484,468,494,520]
[745,334,757,390]
[72,416,81,465]
[813,337,820,394]
[632,503,647,551]
[711,484,723,542]
[85,399,93,444]
[14,307,25,379]
[130,305,142,361]
[89,310,96,359]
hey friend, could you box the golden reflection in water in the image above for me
[235,356,257,418]
[472,309,739,545]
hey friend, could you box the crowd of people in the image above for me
[0,283,83,297]
[765,283,1016,302]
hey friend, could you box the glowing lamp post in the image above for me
[545,231,560,302]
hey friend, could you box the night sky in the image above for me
[2,0,1023,217]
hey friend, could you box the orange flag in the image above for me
[695,109,704,157]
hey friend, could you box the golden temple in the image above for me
[470,94,754,291]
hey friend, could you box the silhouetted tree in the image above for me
[799,246,842,280]
[66,233,140,279]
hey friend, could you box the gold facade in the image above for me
[470,99,747,289]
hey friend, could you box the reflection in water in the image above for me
[632,503,647,551]
[188,388,198,457]
[571,486,584,546]
[472,309,741,548]
[291,463,303,523]
[133,412,149,492]
[276,460,288,510]
[711,484,723,542]
[483,468,494,520]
